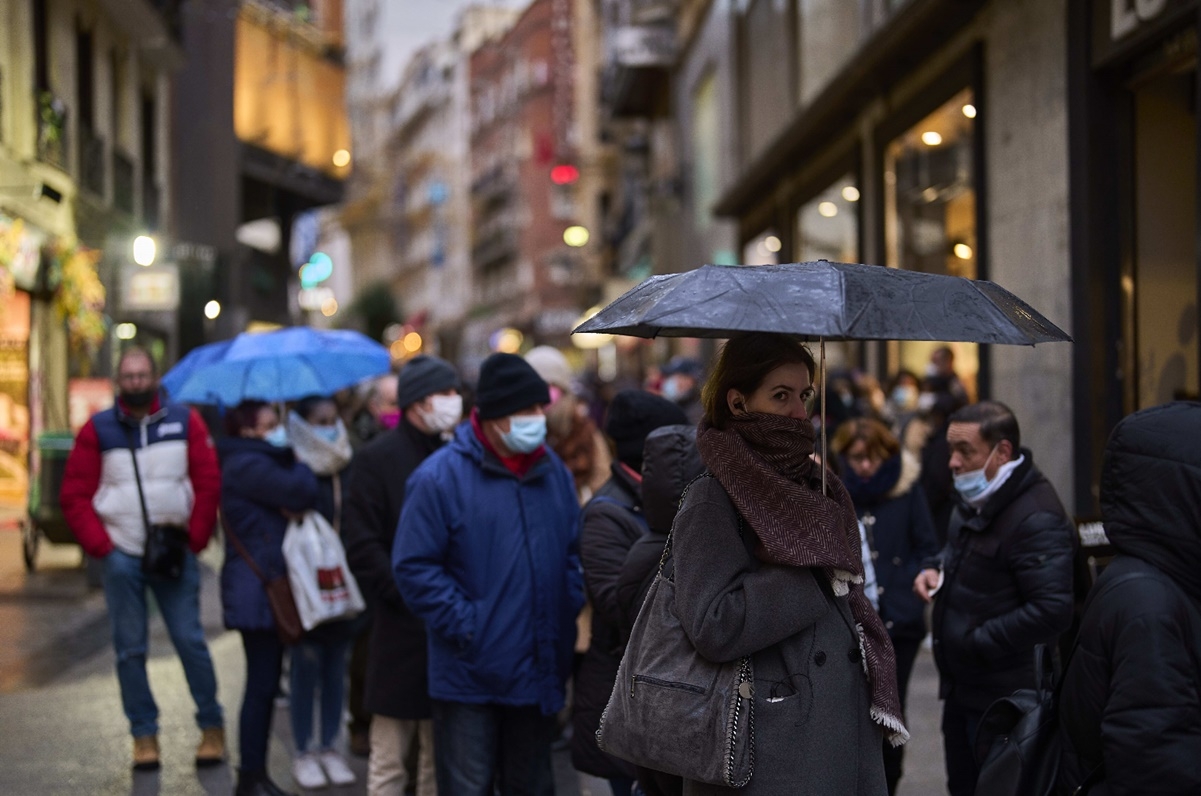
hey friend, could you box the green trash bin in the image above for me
[22,431,77,571]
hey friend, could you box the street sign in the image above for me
[123,264,180,311]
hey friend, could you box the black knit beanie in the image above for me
[476,353,550,420]
[604,389,689,468]
[397,355,460,409]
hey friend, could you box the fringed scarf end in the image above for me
[871,707,910,747]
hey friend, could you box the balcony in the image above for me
[35,93,68,169]
[471,228,517,271]
[470,165,515,210]
[113,151,135,215]
[79,126,107,197]
[603,21,677,118]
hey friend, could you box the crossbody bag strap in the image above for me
[125,423,152,535]
[220,509,270,586]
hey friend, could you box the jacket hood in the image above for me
[641,424,704,533]
[1101,401,1201,600]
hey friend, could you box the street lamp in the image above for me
[133,236,156,266]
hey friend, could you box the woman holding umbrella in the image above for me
[669,332,906,795]
[831,417,939,795]
[220,401,318,796]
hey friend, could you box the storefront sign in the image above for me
[123,264,180,311]
[611,25,677,68]
[1094,0,1197,65]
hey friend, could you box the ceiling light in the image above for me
[818,202,838,218]
[962,104,977,119]
[764,235,782,253]
[921,131,943,147]
[953,243,974,260]
[841,186,860,202]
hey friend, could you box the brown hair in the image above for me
[224,400,270,437]
[700,333,816,429]
[830,417,901,462]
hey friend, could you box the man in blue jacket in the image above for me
[394,353,583,796]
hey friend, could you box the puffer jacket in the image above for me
[843,451,939,642]
[394,421,584,716]
[1057,402,1201,795]
[219,436,319,631]
[926,451,1076,711]
[571,464,643,779]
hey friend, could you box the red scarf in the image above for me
[697,412,909,746]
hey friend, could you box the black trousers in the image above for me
[883,635,922,794]
[942,694,985,796]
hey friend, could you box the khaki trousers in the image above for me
[368,715,436,796]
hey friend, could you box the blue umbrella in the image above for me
[162,327,392,405]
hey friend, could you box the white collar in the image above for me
[966,454,1026,510]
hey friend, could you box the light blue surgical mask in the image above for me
[953,446,996,502]
[501,414,547,454]
[312,424,341,444]
[263,425,290,448]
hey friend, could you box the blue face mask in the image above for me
[312,424,341,444]
[953,447,996,502]
[501,415,547,454]
[263,425,290,448]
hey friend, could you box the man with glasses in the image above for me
[60,347,225,773]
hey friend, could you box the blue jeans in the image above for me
[102,549,223,737]
[431,700,556,796]
[289,623,354,752]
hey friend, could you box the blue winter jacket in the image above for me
[394,422,584,715]
[219,436,319,631]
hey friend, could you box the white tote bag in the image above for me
[282,511,366,631]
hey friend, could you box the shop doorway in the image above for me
[1124,55,1200,409]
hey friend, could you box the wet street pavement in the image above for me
[0,528,948,795]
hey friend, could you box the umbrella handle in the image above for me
[820,337,827,497]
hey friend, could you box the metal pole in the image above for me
[820,336,827,496]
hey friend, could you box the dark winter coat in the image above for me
[219,437,319,631]
[844,452,939,642]
[673,476,886,796]
[394,422,584,715]
[926,451,1076,711]
[1057,402,1201,795]
[571,464,643,779]
[343,419,445,719]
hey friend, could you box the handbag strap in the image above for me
[125,424,153,535]
[220,509,271,586]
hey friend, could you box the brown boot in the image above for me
[195,726,226,767]
[132,735,160,771]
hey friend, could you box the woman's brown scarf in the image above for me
[697,412,909,746]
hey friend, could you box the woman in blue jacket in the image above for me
[220,401,318,796]
[832,417,939,795]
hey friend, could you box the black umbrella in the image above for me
[573,260,1071,344]
[573,260,1071,491]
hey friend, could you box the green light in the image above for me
[300,252,334,287]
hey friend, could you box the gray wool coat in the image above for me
[671,476,887,796]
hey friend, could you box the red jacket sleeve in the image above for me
[58,420,114,558]
[186,409,221,552]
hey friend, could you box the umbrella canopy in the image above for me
[162,326,391,405]
[573,261,1071,345]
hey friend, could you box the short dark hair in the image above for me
[700,333,816,430]
[224,400,269,437]
[949,400,1020,451]
[295,395,335,422]
[118,346,158,376]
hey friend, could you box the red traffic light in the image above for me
[550,164,580,185]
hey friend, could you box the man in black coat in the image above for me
[913,401,1075,796]
[1057,401,1201,795]
[343,355,461,796]
[571,391,685,789]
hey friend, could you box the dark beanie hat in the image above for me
[476,353,550,420]
[397,355,460,409]
[604,390,689,468]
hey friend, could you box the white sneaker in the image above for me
[318,749,356,786]
[292,752,328,790]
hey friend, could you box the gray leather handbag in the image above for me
[596,520,755,787]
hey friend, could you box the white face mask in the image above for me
[420,394,463,433]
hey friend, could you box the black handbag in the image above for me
[596,508,755,788]
[128,427,189,580]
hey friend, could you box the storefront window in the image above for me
[743,229,781,265]
[884,87,978,398]
[795,175,859,262]
[1128,61,1198,408]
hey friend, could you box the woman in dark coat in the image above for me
[220,401,319,796]
[572,390,686,794]
[831,418,939,795]
[669,333,902,795]
[1057,401,1201,795]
